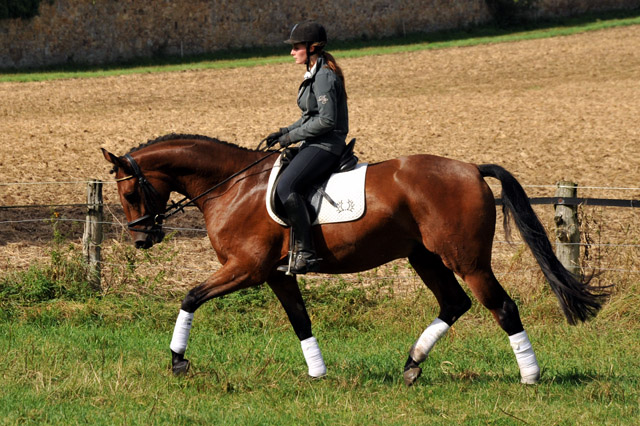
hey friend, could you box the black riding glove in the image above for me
[278,132,293,148]
[265,130,283,147]
[265,127,290,148]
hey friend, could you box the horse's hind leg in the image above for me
[403,246,472,386]
[267,273,326,378]
[464,268,540,384]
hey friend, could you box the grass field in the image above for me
[2,9,640,425]
[1,219,639,424]
[1,273,639,424]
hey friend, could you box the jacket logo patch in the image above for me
[318,95,328,105]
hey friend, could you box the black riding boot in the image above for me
[278,193,321,274]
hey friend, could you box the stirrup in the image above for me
[277,251,321,275]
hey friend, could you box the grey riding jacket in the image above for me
[281,55,348,156]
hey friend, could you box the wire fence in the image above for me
[2,179,640,280]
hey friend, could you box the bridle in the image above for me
[118,144,281,235]
[119,153,167,235]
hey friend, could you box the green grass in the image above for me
[1,226,638,424]
[1,9,639,82]
[1,282,639,425]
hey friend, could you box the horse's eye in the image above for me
[124,192,139,204]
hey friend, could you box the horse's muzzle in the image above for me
[133,227,166,249]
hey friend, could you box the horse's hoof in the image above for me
[307,374,327,381]
[403,366,422,387]
[520,373,540,385]
[172,359,190,376]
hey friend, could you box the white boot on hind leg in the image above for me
[410,318,450,363]
[509,330,540,384]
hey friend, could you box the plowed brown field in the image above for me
[1,26,639,292]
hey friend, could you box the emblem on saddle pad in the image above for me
[266,155,368,226]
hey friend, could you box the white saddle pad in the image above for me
[266,155,368,226]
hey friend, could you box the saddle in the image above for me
[282,138,358,174]
[266,139,368,226]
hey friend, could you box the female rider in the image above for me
[265,21,349,274]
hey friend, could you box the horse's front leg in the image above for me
[267,273,326,378]
[169,262,263,375]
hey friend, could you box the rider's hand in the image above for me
[265,128,291,148]
[278,133,292,148]
[265,130,283,147]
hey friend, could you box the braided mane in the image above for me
[128,133,255,154]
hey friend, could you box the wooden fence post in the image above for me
[83,179,103,291]
[554,181,580,275]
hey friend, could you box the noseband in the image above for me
[122,153,166,235]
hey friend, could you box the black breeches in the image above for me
[276,146,340,206]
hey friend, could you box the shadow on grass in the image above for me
[362,367,632,387]
[543,371,636,385]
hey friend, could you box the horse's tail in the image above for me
[478,164,609,325]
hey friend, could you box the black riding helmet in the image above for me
[285,21,327,71]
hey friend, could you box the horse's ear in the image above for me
[101,148,124,167]
[101,148,128,174]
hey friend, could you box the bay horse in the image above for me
[102,134,607,386]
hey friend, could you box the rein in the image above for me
[162,148,280,220]
[121,144,281,231]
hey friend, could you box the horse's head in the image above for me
[102,148,170,249]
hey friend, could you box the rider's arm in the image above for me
[285,71,338,142]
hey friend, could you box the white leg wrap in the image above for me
[301,336,327,378]
[170,310,194,354]
[409,318,450,363]
[509,330,540,384]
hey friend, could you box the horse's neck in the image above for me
[147,141,267,198]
